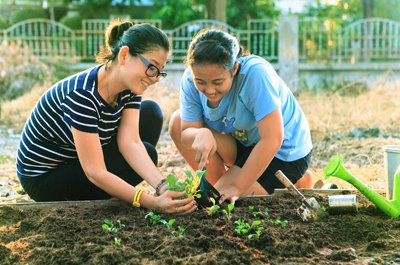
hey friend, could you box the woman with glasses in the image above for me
[16,20,196,214]
[169,29,313,204]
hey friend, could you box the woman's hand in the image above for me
[192,128,217,170]
[153,190,197,215]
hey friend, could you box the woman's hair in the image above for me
[186,29,247,70]
[96,20,170,67]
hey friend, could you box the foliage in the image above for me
[10,8,48,25]
[147,0,205,28]
[226,0,280,29]
[0,16,9,29]
[59,14,84,30]
[0,43,51,102]
[145,211,162,225]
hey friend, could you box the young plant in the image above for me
[145,211,162,225]
[248,206,269,218]
[102,219,125,233]
[114,237,122,246]
[222,203,235,223]
[248,226,265,240]
[176,226,186,237]
[272,217,288,228]
[235,219,263,235]
[207,197,220,216]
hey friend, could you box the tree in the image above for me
[147,0,205,28]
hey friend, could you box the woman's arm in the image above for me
[72,121,196,214]
[116,108,164,188]
[72,127,159,209]
[216,108,283,202]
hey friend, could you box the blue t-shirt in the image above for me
[180,55,312,162]
[17,65,142,179]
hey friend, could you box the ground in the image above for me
[1,191,399,265]
[1,78,400,264]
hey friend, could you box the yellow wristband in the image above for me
[132,189,144,208]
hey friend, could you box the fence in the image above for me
[0,16,399,88]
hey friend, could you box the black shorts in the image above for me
[234,140,312,194]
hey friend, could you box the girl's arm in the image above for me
[217,108,283,202]
[181,120,217,170]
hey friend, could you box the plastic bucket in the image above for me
[382,145,400,200]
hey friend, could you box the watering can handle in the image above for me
[275,170,306,201]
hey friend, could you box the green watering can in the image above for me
[324,156,400,218]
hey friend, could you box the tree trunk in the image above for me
[205,0,226,23]
[362,0,374,18]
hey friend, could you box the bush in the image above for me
[10,8,48,25]
[0,42,52,101]
[59,14,83,30]
[0,16,9,29]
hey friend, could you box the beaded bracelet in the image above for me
[155,178,167,196]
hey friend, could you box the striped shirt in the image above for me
[16,65,142,180]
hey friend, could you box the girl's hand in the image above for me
[192,128,217,170]
[153,190,197,215]
[218,185,241,205]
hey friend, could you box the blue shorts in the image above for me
[234,141,312,194]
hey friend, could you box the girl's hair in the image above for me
[96,20,170,67]
[186,29,247,70]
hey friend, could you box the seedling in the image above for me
[207,197,220,216]
[177,226,186,237]
[222,203,235,223]
[248,206,269,218]
[145,211,162,225]
[102,219,125,233]
[114,237,121,246]
[272,217,288,228]
[248,226,265,240]
[234,219,263,236]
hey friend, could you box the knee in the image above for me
[168,109,181,142]
[141,100,163,126]
[143,141,158,165]
[295,169,313,189]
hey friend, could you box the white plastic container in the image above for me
[382,145,400,200]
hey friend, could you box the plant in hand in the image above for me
[166,169,205,199]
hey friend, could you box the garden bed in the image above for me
[1,190,399,265]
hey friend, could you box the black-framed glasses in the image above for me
[137,54,167,81]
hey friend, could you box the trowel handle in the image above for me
[274,170,306,201]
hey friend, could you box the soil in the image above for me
[1,190,400,265]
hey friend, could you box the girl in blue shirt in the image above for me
[169,29,313,204]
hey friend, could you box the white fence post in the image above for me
[279,15,299,90]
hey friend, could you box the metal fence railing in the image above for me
[1,17,399,65]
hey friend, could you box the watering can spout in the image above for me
[324,156,400,218]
